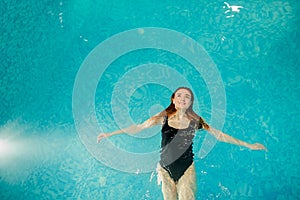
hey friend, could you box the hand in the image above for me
[249,143,267,150]
[97,133,111,143]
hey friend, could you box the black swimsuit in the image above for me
[159,117,202,182]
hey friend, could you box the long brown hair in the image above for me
[153,87,209,129]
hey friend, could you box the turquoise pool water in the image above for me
[1,0,299,199]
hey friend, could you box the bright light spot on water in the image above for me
[0,138,20,161]
[59,2,64,28]
[0,121,79,184]
[135,168,141,174]
[224,2,243,13]
[80,35,89,42]
[223,2,244,18]
[219,182,231,196]
[0,139,12,155]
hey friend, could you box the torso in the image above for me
[159,116,199,182]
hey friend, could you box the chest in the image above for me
[162,119,196,139]
[167,118,191,129]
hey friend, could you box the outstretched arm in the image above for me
[205,126,266,150]
[97,115,164,143]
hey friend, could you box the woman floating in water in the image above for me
[97,87,266,200]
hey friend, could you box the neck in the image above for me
[175,109,186,119]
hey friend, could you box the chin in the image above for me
[176,106,188,110]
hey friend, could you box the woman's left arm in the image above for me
[205,126,267,150]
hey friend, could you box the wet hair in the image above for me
[153,87,209,129]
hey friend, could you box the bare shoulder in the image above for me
[150,114,165,125]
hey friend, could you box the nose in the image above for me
[179,97,185,102]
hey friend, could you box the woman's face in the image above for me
[172,88,192,111]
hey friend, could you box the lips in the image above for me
[177,102,186,106]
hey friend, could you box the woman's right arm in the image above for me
[97,115,164,143]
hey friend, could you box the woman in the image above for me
[97,87,266,200]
